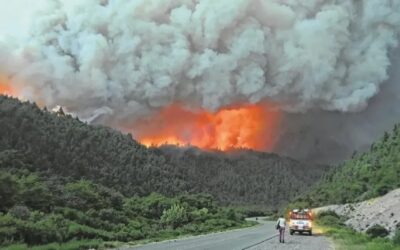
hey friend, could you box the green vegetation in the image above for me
[0,169,251,248]
[0,240,105,250]
[295,124,400,207]
[316,211,400,250]
[324,226,400,250]
[0,95,328,209]
[288,124,400,249]
[366,225,390,238]
[316,210,344,227]
[393,230,400,245]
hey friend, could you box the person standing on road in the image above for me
[276,215,286,243]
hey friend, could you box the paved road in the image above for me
[121,219,333,250]
[247,231,334,250]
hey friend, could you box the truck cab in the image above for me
[289,209,313,235]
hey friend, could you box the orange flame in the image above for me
[0,82,13,96]
[0,78,43,106]
[0,77,19,97]
[134,103,281,151]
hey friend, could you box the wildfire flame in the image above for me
[0,77,21,98]
[0,81,14,96]
[0,78,45,106]
[135,103,281,151]
[0,77,281,152]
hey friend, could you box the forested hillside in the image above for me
[0,95,328,208]
[296,124,400,207]
[160,147,327,207]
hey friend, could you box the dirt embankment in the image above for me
[315,188,400,237]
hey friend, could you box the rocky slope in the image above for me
[315,188,400,237]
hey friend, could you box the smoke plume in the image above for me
[276,47,400,163]
[1,0,400,162]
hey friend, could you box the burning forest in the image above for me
[134,103,281,151]
[1,0,400,162]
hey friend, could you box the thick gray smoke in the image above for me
[1,0,400,162]
[276,48,400,163]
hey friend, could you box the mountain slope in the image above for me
[297,124,400,207]
[0,95,328,208]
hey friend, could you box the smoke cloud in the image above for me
[1,0,400,162]
[276,47,400,163]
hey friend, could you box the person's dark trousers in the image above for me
[279,227,285,243]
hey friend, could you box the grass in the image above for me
[316,221,400,250]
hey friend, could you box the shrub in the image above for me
[225,209,237,221]
[97,208,128,224]
[181,224,198,233]
[178,194,216,212]
[64,181,103,211]
[318,215,343,227]
[366,224,389,238]
[116,227,144,241]
[124,193,176,219]
[317,210,341,219]
[393,229,400,245]
[54,207,89,225]
[374,184,391,196]
[190,208,209,223]
[20,214,68,245]
[160,204,188,229]
[0,214,19,244]
[66,222,114,241]
[316,210,344,227]
[203,218,236,230]
[235,208,264,217]
[9,206,30,220]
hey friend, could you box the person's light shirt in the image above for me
[277,218,286,228]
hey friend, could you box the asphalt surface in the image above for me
[247,230,334,250]
[121,219,333,250]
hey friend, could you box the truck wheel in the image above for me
[309,230,313,236]
[290,230,294,235]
